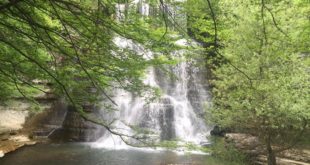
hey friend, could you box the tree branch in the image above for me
[206,0,217,47]
[261,0,268,44]
[264,5,289,38]
[205,0,253,87]
[0,0,23,12]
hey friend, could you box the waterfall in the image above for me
[93,37,211,149]
[139,3,149,16]
[115,4,126,21]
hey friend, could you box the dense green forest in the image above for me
[0,0,309,165]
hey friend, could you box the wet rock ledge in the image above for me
[0,132,36,158]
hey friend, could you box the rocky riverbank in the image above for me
[0,132,36,158]
[0,104,35,158]
[0,89,105,157]
[225,133,310,165]
[0,94,54,158]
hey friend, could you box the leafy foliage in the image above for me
[0,0,174,108]
[206,0,309,164]
[210,137,248,164]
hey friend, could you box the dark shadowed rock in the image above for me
[159,98,176,140]
[61,105,105,142]
[210,125,226,137]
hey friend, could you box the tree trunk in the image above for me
[267,137,277,165]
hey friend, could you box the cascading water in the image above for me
[93,37,211,150]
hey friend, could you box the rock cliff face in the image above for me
[60,105,105,142]
[0,97,106,155]
[186,61,210,117]
[24,99,105,142]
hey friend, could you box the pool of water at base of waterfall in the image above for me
[0,143,233,165]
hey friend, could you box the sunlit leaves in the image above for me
[208,0,310,143]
